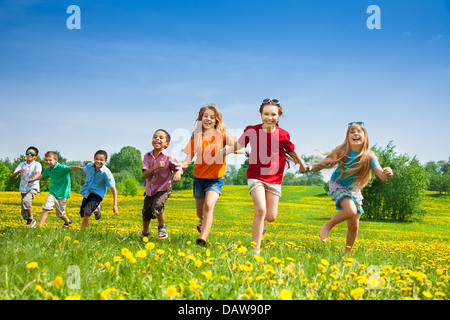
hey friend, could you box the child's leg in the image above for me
[81,213,90,230]
[38,209,51,227]
[250,186,267,250]
[142,220,151,235]
[156,212,165,227]
[264,191,279,222]
[319,197,357,243]
[345,213,361,252]
[195,198,204,220]
[198,191,220,241]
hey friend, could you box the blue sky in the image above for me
[1,0,449,175]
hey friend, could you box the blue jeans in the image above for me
[193,177,224,199]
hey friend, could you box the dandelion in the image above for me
[145,242,155,250]
[156,249,165,256]
[136,250,147,258]
[26,262,38,269]
[279,289,292,300]
[350,288,365,300]
[422,291,433,299]
[320,259,330,266]
[237,246,248,253]
[64,236,71,242]
[113,256,122,262]
[166,286,179,298]
[189,278,203,292]
[53,276,63,288]
[195,260,202,268]
[201,270,212,280]
[35,285,43,293]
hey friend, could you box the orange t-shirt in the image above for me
[183,130,235,179]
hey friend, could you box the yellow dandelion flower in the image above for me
[26,261,38,269]
[201,270,212,280]
[350,287,365,300]
[145,242,155,250]
[279,289,292,300]
[166,286,179,298]
[53,276,63,288]
[136,250,147,258]
[320,259,329,266]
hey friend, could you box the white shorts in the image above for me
[42,194,68,218]
[247,179,282,197]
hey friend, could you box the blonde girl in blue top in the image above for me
[308,122,393,252]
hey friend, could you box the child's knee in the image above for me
[254,207,266,219]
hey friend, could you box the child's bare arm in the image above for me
[28,173,44,183]
[287,150,308,173]
[70,166,83,171]
[110,187,118,215]
[373,165,393,181]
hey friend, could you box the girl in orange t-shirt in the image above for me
[181,105,242,246]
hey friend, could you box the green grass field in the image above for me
[0,185,448,300]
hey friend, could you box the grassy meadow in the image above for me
[0,185,449,300]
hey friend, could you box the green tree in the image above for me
[362,141,428,221]
[117,177,139,197]
[172,161,194,190]
[108,146,143,185]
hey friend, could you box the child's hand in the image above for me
[19,168,28,174]
[27,177,34,183]
[173,171,182,182]
[383,167,393,177]
[180,162,189,169]
[153,161,165,170]
[113,205,119,215]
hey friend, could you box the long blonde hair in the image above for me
[313,123,374,189]
[192,105,227,155]
[195,105,226,134]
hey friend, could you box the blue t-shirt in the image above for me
[330,150,379,189]
[80,163,115,199]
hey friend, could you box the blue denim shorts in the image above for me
[193,177,224,199]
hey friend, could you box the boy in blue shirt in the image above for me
[78,150,118,230]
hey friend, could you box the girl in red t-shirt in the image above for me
[224,99,308,253]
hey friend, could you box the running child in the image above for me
[10,146,42,227]
[224,99,308,254]
[28,151,82,227]
[78,150,118,230]
[141,129,183,239]
[307,122,393,252]
[181,105,242,246]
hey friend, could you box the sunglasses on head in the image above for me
[348,121,364,127]
[26,151,36,156]
[262,98,281,105]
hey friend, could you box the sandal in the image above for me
[139,231,151,241]
[158,225,168,239]
[196,218,203,233]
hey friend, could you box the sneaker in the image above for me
[94,205,101,220]
[196,238,207,247]
[26,219,36,228]
[63,218,72,227]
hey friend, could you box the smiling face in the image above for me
[347,124,367,152]
[260,105,281,131]
[152,130,170,151]
[45,155,57,168]
[25,148,38,164]
[94,153,107,170]
[201,108,217,131]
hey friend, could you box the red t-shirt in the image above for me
[237,124,295,184]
